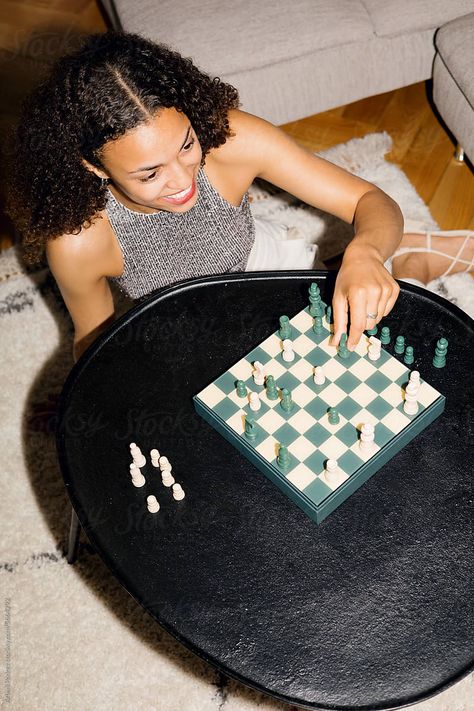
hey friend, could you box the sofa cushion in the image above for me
[435,11,474,106]
[112,0,374,76]
[361,0,473,38]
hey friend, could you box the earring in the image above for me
[101,177,110,187]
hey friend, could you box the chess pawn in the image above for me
[359,423,376,452]
[159,455,172,472]
[147,495,160,513]
[403,381,419,415]
[236,380,247,398]
[161,470,175,487]
[282,339,295,362]
[249,391,261,411]
[253,360,265,386]
[150,448,160,467]
[313,366,326,386]
[130,442,146,468]
[324,458,341,483]
[130,463,146,487]
[368,336,382,361]
[172,483,185,501]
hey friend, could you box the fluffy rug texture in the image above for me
[0,133,472,711]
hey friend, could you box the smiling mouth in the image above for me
[161,180,196,204]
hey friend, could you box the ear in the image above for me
[82,158,109,181]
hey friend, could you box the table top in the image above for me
[56,270,474,711]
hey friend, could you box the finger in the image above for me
[365,303,379,331]
[347,290,368,350]
[331,293,348,347]
[382,280,401,316]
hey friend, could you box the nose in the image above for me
[166,160,193,190]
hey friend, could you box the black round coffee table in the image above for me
[56,271,473,710]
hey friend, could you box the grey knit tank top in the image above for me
[105,165,256,300]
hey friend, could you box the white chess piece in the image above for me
[313,365,326,386]
[368,336,382,361]
[150,448,160,467]
[324,458,341,483]
[159,456,172,472]
[359,422,376,452]
[172,483,185,501]
[130,442,146,468]
[147,495,160,513]
[282,339,295,362]
[130,463,146,487]
[253,361,265,386]
[161,470,175,487]
[249,391,261,411]
[409,370,421,393]
[403,380,419,415]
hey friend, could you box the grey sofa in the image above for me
[100,0,473,125]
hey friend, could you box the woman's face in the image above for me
[99,106,203,213]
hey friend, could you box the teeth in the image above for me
[167,184,192,199]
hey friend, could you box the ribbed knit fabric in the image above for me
[105,165,256,299]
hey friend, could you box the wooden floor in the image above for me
[1,0,473,253]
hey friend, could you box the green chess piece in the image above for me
[312,315,323,334]
[380,326,391,345]
[338,332,350,359]
[265,375,279,400]
[394,335,405,355]
[433,337,448,368]
[278,315,291,339]
[326,305,332,325]
[236,380,247,398]
[308,282,322,317]
[367,325,378,336]
[280,387,294,412]
[328,407,340,425]
[244,416,257,441]
[277,443,291,470]
[403,345,414,365]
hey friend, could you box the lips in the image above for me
[161,179,196,205]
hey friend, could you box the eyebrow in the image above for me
[129,124,193,174]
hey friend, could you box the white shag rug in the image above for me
[0,133,472,711]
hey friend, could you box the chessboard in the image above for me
[193,287,446,524]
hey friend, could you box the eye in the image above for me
[183,138,195,151]
[139,171,157,183]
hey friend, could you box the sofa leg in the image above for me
[454,144,465,162]
[67,507,81,564]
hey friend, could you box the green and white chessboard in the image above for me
[193,301,445,523]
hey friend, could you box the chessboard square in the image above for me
[289,435,317,461]
[381,408,412,434]
[285,463,318,492]
[319,412,347,436]
[255,435,279,462]
[305,422,333,447]
[418,381,443,407]
[305,323,331,346]
[303,448,328,475]
[339,450,365,476]
[226,410,246,434]
[306,347,332,367]
[334,370,362,393]
[213,370,242,395]
[349,358,378,382]
[260,358,287,382]
[350,382,378,407]
[350,408,379,430]
[227,387,251,407]
[197,382,226,408]
[273,422,301,447]
[213,397,241,421]
[395,400,426,418]
[259,333,283,358]
[287,408,316,434]
[379,382,405,407]
[374,422,396,447]
[242,396,271,419]
[305,396,331,421]
[228,358,254,382]
[336,422,360,447]
[319,465,350,491]
[318,358,347,382]
[290,309,314,334]
[257,408,287,434]
[275,371,302,394]
[349,439,380,463]
[318,336,339,357]
[366,396,394,420]
[278,348,302,368]
[246,345,274,367]
[336,349,362,368]
[318,435,348,460]
[292,382,317,407]
[288,357,314,383]
[293,333,318,356]
[337,396,362,420]
[318,382,347,407]
[378,357,409,381]
[302,476,333,505]
[365,371,393,394]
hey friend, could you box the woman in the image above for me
[6,32,472,361]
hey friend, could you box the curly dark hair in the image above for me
[5,31,241,266]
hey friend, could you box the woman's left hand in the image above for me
[331,242,400,349]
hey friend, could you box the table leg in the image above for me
[67,507,81,564]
